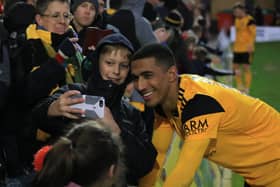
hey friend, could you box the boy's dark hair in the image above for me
[131,43,176,70]
[35,0,70,15]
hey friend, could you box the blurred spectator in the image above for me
[70,0,99,45]
[92,0,107,28]
[108,0,158,50]
[177,0,195,31]
[163,10,194,74]
[245,0,254,15]
[93,0,122,30]
[0,20,9,109]
[192,46,234,78]
[3,2,35,90]
[153,25,170,44]
[143,0,169,22]
[272,8,280,26]
[254,5,264,25]
[0,3,36,187]
[188,25,222,57]
[164,0,178,12]
[143,1,158,24]
[3,2,35,34]
[97,0,104,14]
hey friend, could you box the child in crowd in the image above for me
[32,120,125,187]
[31,33,157,186]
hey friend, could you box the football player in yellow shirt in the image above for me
[131,43,280,187]
[233,3,256,94]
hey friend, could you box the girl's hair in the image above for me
[32,121,124,187]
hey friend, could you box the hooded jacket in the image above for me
[108,0,157,50]
[31,33,157,185]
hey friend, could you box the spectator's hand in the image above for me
[97,107,121,135]
[56,37,79,64]
[47,90,85,119]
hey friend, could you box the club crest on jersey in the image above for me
[183,119,208,136]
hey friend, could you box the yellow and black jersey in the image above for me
[139,115,174,187]
[156,74,280,186]
[233,15,256,52]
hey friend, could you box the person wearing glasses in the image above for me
[24,0,85,107]
[1,1,85,186]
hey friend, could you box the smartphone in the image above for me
[82,27,113,55]
[70,95,105,119]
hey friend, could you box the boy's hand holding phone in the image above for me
[48,90,85,119]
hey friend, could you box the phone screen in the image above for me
[70,95,105,119]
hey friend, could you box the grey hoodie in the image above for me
[120,0,158,46]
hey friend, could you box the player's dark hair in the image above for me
[131,43,176,70]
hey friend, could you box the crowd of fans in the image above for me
[0,0,263,186]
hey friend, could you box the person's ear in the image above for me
[35,14,43,26]
[167,65,177,82]
[108,164,116,178]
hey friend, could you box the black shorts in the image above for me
[233,52,253,64]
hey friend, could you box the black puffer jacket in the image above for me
[31,33,157,185]
[32,83,157,185]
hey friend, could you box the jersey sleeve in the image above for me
[180,94,225,140]
[183,113,222,140]
[248,18,257,44]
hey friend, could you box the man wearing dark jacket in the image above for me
[70,0,99,45]
[31,33,157,186]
